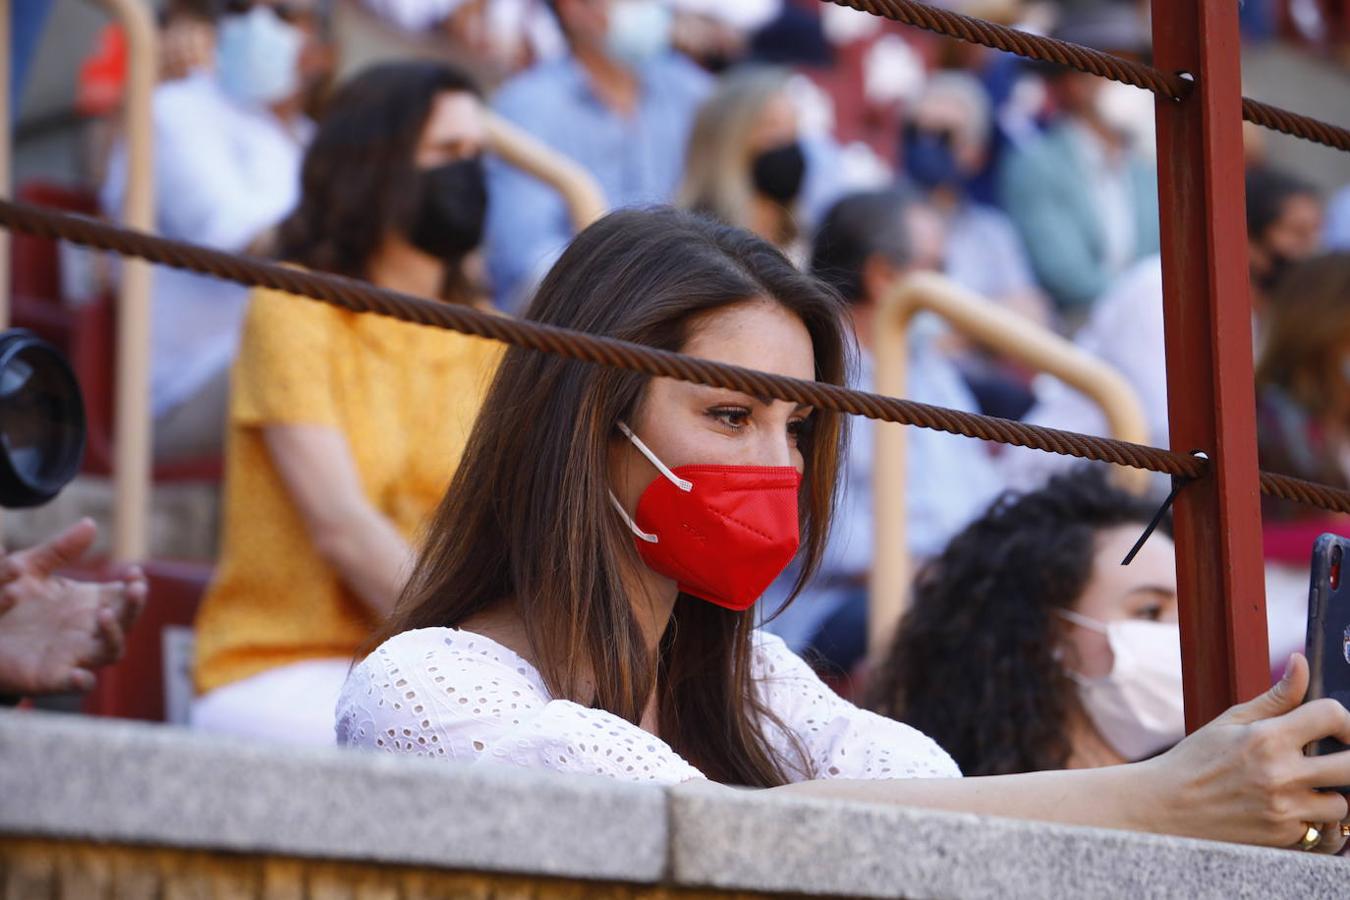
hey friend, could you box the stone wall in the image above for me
[1,712,1346,899]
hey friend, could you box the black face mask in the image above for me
[751,141,806,206]
[1254,248,1294,294]
[406,157,488,261]
[902,124,962,190]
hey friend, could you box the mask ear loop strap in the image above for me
[1121,452,1204,566]
[616,422,692,492]
[609,493,658,543]
[1055,607,1108,634]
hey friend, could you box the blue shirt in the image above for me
[485,54,712,310]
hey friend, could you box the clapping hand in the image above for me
[0,519,147,697]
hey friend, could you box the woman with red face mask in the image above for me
[340,208,1350,853]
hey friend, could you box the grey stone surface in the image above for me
[668,781,1350,900]
[5,476,221,562]
[0,710,667,883]
[6,711,1350,898]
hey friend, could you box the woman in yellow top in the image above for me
[189,61,510,744]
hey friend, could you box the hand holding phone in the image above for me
[1304,533,1350,787]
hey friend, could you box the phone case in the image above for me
[1304,533,1350,776]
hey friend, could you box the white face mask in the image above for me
[217,6,304,108]
[605,0,672,69]
[1057,608,1185,761]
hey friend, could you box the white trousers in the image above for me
[190,658,351,746]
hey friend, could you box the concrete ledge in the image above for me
[0,711,668,884]
[3,711,1348,898]
[668,781,1349,899]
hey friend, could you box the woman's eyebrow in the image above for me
[1122,584,1177,601]
[747,394,815,413]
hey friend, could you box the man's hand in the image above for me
[0,520,148,697]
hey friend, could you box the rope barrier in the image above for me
[824,0,1350,155]
[4,198,1348,516]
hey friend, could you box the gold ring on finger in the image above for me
[1296,823,1323,851]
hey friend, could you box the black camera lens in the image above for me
[0,330,86,508]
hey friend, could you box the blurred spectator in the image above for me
[868,467,1182,775]
[101,0,333,463]
[902,70,1049,322]
[669,0,781,72]
[190,62,501,745]
[75,0,217,189]
[749,3,833,69]
[0,521,146,702]
[1246,166,1325,326]
[924,4,1047,207]
[1256,253,1350,541]
[1327,183,1350,250]
[359,0,564,77]
[1008,213,1334,671]
[435,0,564,74]
[1009,161,1326,469]
[159,0,219,82]
[999,6,1159,320]
[760,189,1004,675]
[484,0,710,309]
[677,66,809,259]
[1255,253,1350,665]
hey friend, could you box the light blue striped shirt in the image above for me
[484,54,711,310]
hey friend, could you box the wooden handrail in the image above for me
[0,0,155,554]
[869,272,1150,658]
[100,0,158,563]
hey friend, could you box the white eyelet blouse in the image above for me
[335,627,961,784]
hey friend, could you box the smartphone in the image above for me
[1304,533,1350,774]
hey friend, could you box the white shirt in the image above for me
[336,627,961,784]
[102,71,309,415]
[1001,255,1169,487]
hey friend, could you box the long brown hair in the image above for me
[1256,252,1350,421]
[676,66,799,248]
[865,467,1162,776]
[378,208,849,786]
[275,61,482,300]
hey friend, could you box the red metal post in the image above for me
[1151,0,1271,729]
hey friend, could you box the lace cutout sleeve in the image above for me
[336,628,705,785]
[752,631,962,782]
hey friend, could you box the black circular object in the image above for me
[0,329,86,508]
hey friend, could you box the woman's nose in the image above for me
[749,426,795,469]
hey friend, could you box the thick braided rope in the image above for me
[3,199,1349,514]
[1242,98,1350,154]
[824,0,1350,154]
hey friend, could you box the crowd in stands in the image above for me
[6,0,1350,855]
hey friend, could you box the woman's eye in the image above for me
[709,407,751,429]
[787,417,812,443]
[1134,604,1164,622]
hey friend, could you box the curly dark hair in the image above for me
[865,466,1164,776]
[275,61,481,297]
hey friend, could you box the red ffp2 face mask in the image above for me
[609,423,802,611]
